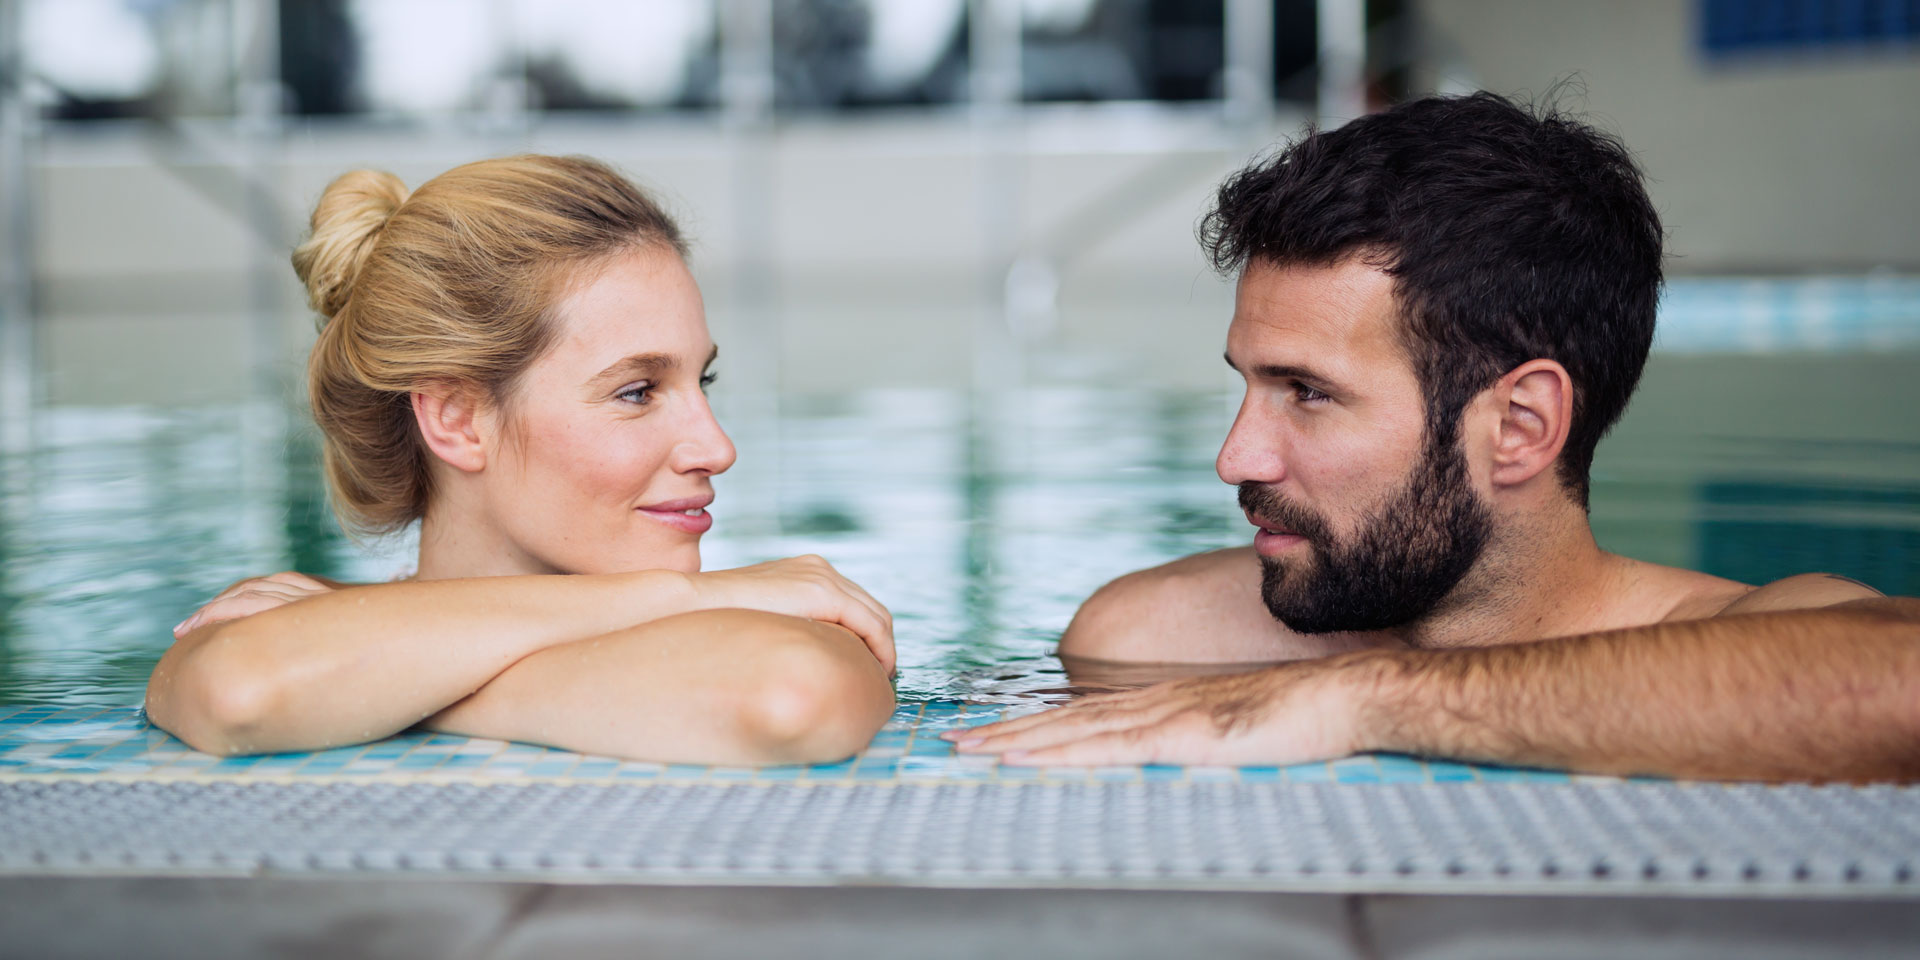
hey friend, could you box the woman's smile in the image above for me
[638,495,715,534]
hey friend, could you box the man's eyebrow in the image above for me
[1224,352,1340,388]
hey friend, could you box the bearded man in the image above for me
[948,92,1920,781]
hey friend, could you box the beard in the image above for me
[1240,433,1493,635]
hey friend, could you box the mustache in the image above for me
[1237,483,1333,544]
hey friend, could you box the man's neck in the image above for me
[1393,506,1626,649]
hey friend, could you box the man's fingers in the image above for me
[954,702,1180,756]
[1000,726,1163,766]
[940,688,1158,742]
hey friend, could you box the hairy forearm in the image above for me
[146,570,700,754]
[1356,599,1920,781]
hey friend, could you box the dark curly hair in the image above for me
[1200,91,1664,509]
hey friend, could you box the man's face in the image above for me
[1219,259,1492,635]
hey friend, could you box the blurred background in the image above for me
[0,0,1916,703]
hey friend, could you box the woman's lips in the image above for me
[639,496,714,535]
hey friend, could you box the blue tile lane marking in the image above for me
[0,701,1637,785]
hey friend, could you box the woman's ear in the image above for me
[412,386,489,474]
[1490,359,1573,489]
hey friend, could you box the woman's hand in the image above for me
[688,556,896,675]
[172,572,340,638]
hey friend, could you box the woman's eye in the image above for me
[699,371,718,391]
[617,382,655,405]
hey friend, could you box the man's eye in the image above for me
[1293,382,1329,403]
[617,382,655,405]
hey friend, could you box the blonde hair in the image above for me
[291,154,686,534]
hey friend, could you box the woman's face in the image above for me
[478,244,735,575]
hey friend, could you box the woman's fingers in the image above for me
[826,596,895,675]
[173,574,335,637]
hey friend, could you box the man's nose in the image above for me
[1216,402,1286,486]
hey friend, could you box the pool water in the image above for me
[0,352,1916,711]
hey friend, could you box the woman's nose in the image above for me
[677,393,737,477]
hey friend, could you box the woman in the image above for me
[146,156,896,765]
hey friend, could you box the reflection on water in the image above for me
[1,370,1918,709]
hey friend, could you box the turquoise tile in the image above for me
[1331,761,1381,783]
[756,765,804,780]
[663,764,709,779]
[1238,766,1282,783]
[1426,761,1477,782]
[1142,764,1185,782]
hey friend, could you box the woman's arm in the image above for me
[147,555,895,756]
[146,570,701,754]
[426,609,896,765]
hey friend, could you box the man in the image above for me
[945,92,1920,781]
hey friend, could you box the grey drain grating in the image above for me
[1,780,1915,896]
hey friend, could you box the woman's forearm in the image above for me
[146,569,699,754]
[425,609,896,765]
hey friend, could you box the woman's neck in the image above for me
[413,500,561,580]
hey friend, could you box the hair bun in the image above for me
[292,170,410,319]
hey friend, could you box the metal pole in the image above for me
[1224,0,1274,134]
[234,0,284,401]
[232,0,290,563]
[719,0,780,538]
[0,0,36,456]
[1316,0,1366,127]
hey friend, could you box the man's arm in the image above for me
[954,590,1920,782]
[1364,596,1920,780]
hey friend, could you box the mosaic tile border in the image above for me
[0,702,1607,786]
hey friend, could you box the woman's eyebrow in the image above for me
[589,353,677,388]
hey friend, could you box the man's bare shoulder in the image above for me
[1058,547,1384,664]
[1714,571,1886,616]
[1634,555,1886,622]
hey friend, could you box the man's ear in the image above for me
[1489,359,1572,489]
[412,386,490,474]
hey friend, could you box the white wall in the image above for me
[1414,0,1920,272]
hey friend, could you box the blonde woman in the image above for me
[146,156,896,765]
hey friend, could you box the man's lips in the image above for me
[1246,511,1308,556]
[638,495,715,534]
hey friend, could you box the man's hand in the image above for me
[941,655,1382,766]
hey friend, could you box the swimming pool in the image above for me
[1,334,1916,709]
[0,277,1917,903]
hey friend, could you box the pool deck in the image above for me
[3,701,1917,956]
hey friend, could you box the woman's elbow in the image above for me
[145,629,278,756]
[738,622,895,764]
